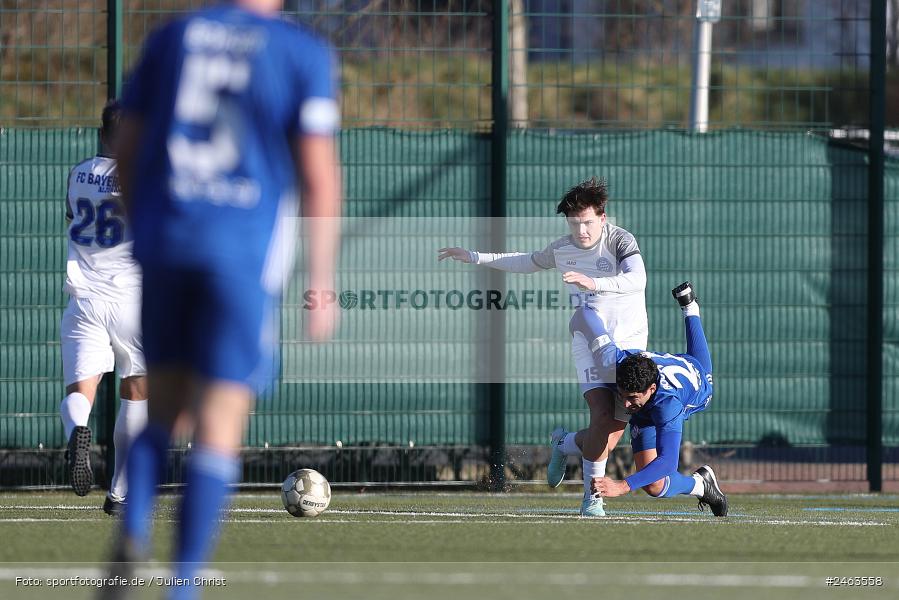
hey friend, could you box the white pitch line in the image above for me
[0,518,109,523]
[644,574,813,588]
[0,516,586,525]
[0,506,101,511]
[230,492,587,499]
[242,508,888,527]
[231,508,593,519]
[0,516,596,525]
[233,519,581,524]
[0,505,888,527]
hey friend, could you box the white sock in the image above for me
[682,301,700,317]
[582,457,607,496]
[60,392,92,439]
[109,399,148,502]
[689,473,705,497]
[560,432,581,457]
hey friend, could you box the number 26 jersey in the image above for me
[64,155,141,304]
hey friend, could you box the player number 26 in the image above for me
[69,198,124,248]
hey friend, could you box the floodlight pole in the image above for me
[107,0,122,99]
[689,0,721,132]
[102,0,123,493]
[489,0,509,493]
[867,0,886,493]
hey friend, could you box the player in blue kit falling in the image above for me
[106,0,341,597]
[566,282,727,516]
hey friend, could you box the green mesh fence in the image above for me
[511,0,874,130]
[884,157,899,483]
[505,130,874,446]
[1,1,897,488]
[0,1,107,126]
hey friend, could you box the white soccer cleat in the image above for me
[580,491,606,517]
[546,426,568,488]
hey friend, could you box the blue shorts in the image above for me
[630,419,663,453]
[141,266,276,390]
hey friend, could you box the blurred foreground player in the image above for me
[60,100,147,515]
[108,0,341,597]
[570,282,727,517]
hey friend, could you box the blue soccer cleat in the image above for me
[580,491,605,517]
[547,427,568,488]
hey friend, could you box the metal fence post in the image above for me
[107,0,122,99]
[103,0,123,490]
[867,0,886,493]
[489,0,509,492]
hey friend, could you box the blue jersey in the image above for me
[624,350,714,491]
[628,350,714,432]
[121,5,339,284]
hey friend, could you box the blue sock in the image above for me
[684,315,712,372]
[172,445,239,597]
[123,422,170,548]
[661,472,698,498]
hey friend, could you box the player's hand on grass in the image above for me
[562,271,596,291]
[592,476,630,498]
[437,247,473,263]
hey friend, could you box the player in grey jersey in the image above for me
[439,177,648,516]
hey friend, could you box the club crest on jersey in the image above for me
[595,257,613,271]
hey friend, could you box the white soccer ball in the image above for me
[281,468,331,518]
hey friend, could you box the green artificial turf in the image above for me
[0,491,897,600]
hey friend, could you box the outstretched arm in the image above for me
[623,427,682,491]
[438,248,545,273]
[592,427,682,497]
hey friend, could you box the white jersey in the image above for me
[531,223,648,348]
[64,155,141,303]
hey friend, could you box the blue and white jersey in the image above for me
[629,350,714,433]
[121,5,339,289]
[623,350,714,490]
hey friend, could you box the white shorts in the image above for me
[572,329,647,423]
[60,297,146,386]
